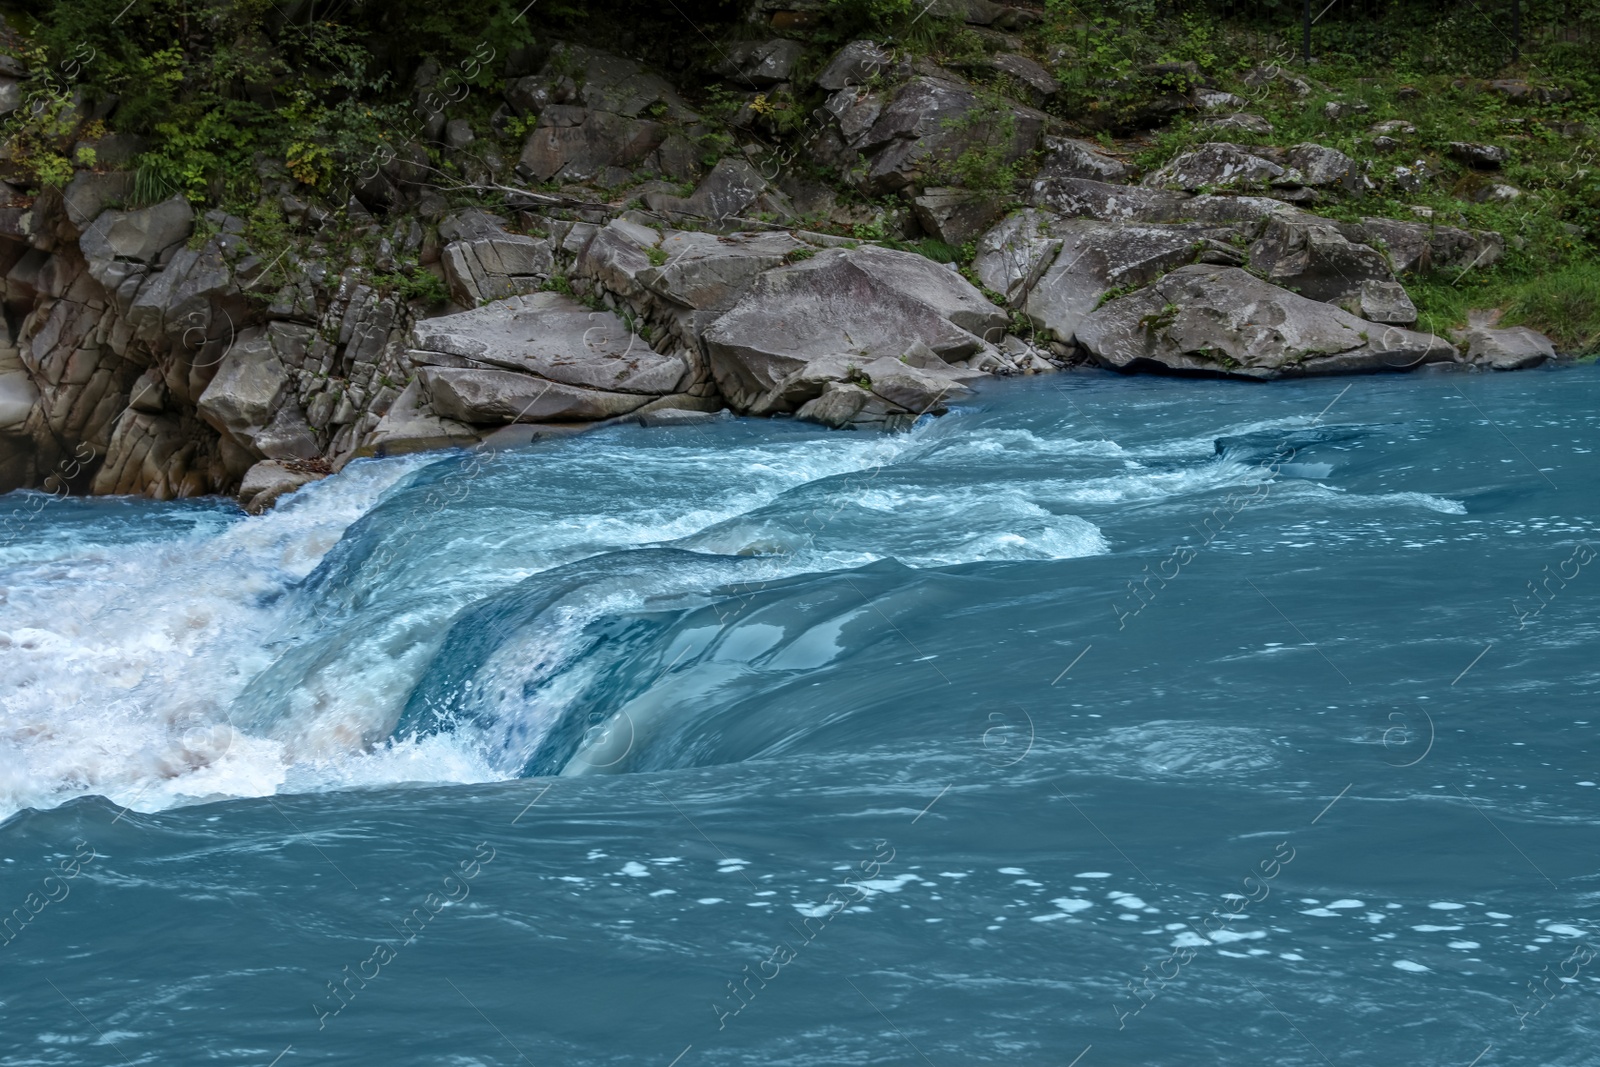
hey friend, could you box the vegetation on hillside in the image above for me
[0,0,1596,350]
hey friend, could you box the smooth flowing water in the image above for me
[1,367,1597,1067]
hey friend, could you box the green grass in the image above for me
[1100,45,1600,353]
[1503,264,1600,354]
[1410,265,1600,354]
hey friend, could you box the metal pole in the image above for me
[1303,0,1312,64]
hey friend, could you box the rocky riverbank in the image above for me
[0,3,1589,511]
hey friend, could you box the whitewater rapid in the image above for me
[0,391,1480,820]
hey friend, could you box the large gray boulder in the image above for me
[1449,142,1509,169]
[816,40,900,91]
[518,106,666,182]
[1355,217,1504,275]
[506,43,696,121]
[62,171,135,230]
[79,196,194,264]
[1453,321,1556,370]
[0,348,37,430]
[1019,219,1241,343]
[441,233,553,306]
[1203,113,1274,136]
[574,217,663,302]
[1286,143,1361,190]
[1181,194,1291,225]
[409,292,690,397]
[715,39,803,86]
[912,188,1006,246]
[844,243,1009,337]
[238,460,324,514]
[1246,213,1410,319]
[1029,176,1190,222]
[1037,136,1133,183]
[1142,143,1286,192]
[1349,280,1419,326]
[792,355,977,430]
[639,228,806,325]
[196,323,320,460]
[647,158,787,222]
[1077,265,1457,379]
[417,366,655,423]
[1143,142,1360,195]
[992,53,1059,103]
[850,75,1046,195]
[702,246,1005,413]
[363,380,483,456]
[972,209,1062,304]
[571,220,799,317]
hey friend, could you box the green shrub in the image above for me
[938,100,1020,195]
[1504,265,1600,354]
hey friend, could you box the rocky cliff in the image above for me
[0,5,1587,511]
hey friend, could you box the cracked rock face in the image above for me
[846,75,1047,195]
[1453,323,1555,370]
[702,246,1006,414]
[1029,176,1191,222]
[407,292,690,421]
[1077,264,1457,379]
[1246,213,1398,308]
[1143,142,1289,192]
[1037,136,1133,183]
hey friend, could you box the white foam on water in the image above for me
[1051,898,1094,913]
[2,414,1106,817]
[1209,930,1266,944]
[1288,484,1468,515]
[0,455,439,819]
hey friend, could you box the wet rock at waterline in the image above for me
[702,245,1011,415]
[1453,320,1556,371]
[1077,265,1459,379]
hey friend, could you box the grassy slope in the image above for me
[871,2,1600,353]
[3,1,1595,351]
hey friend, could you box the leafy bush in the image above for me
[938,101,1020,195]
[1504,266,1600,354]
[374,267,451,306]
